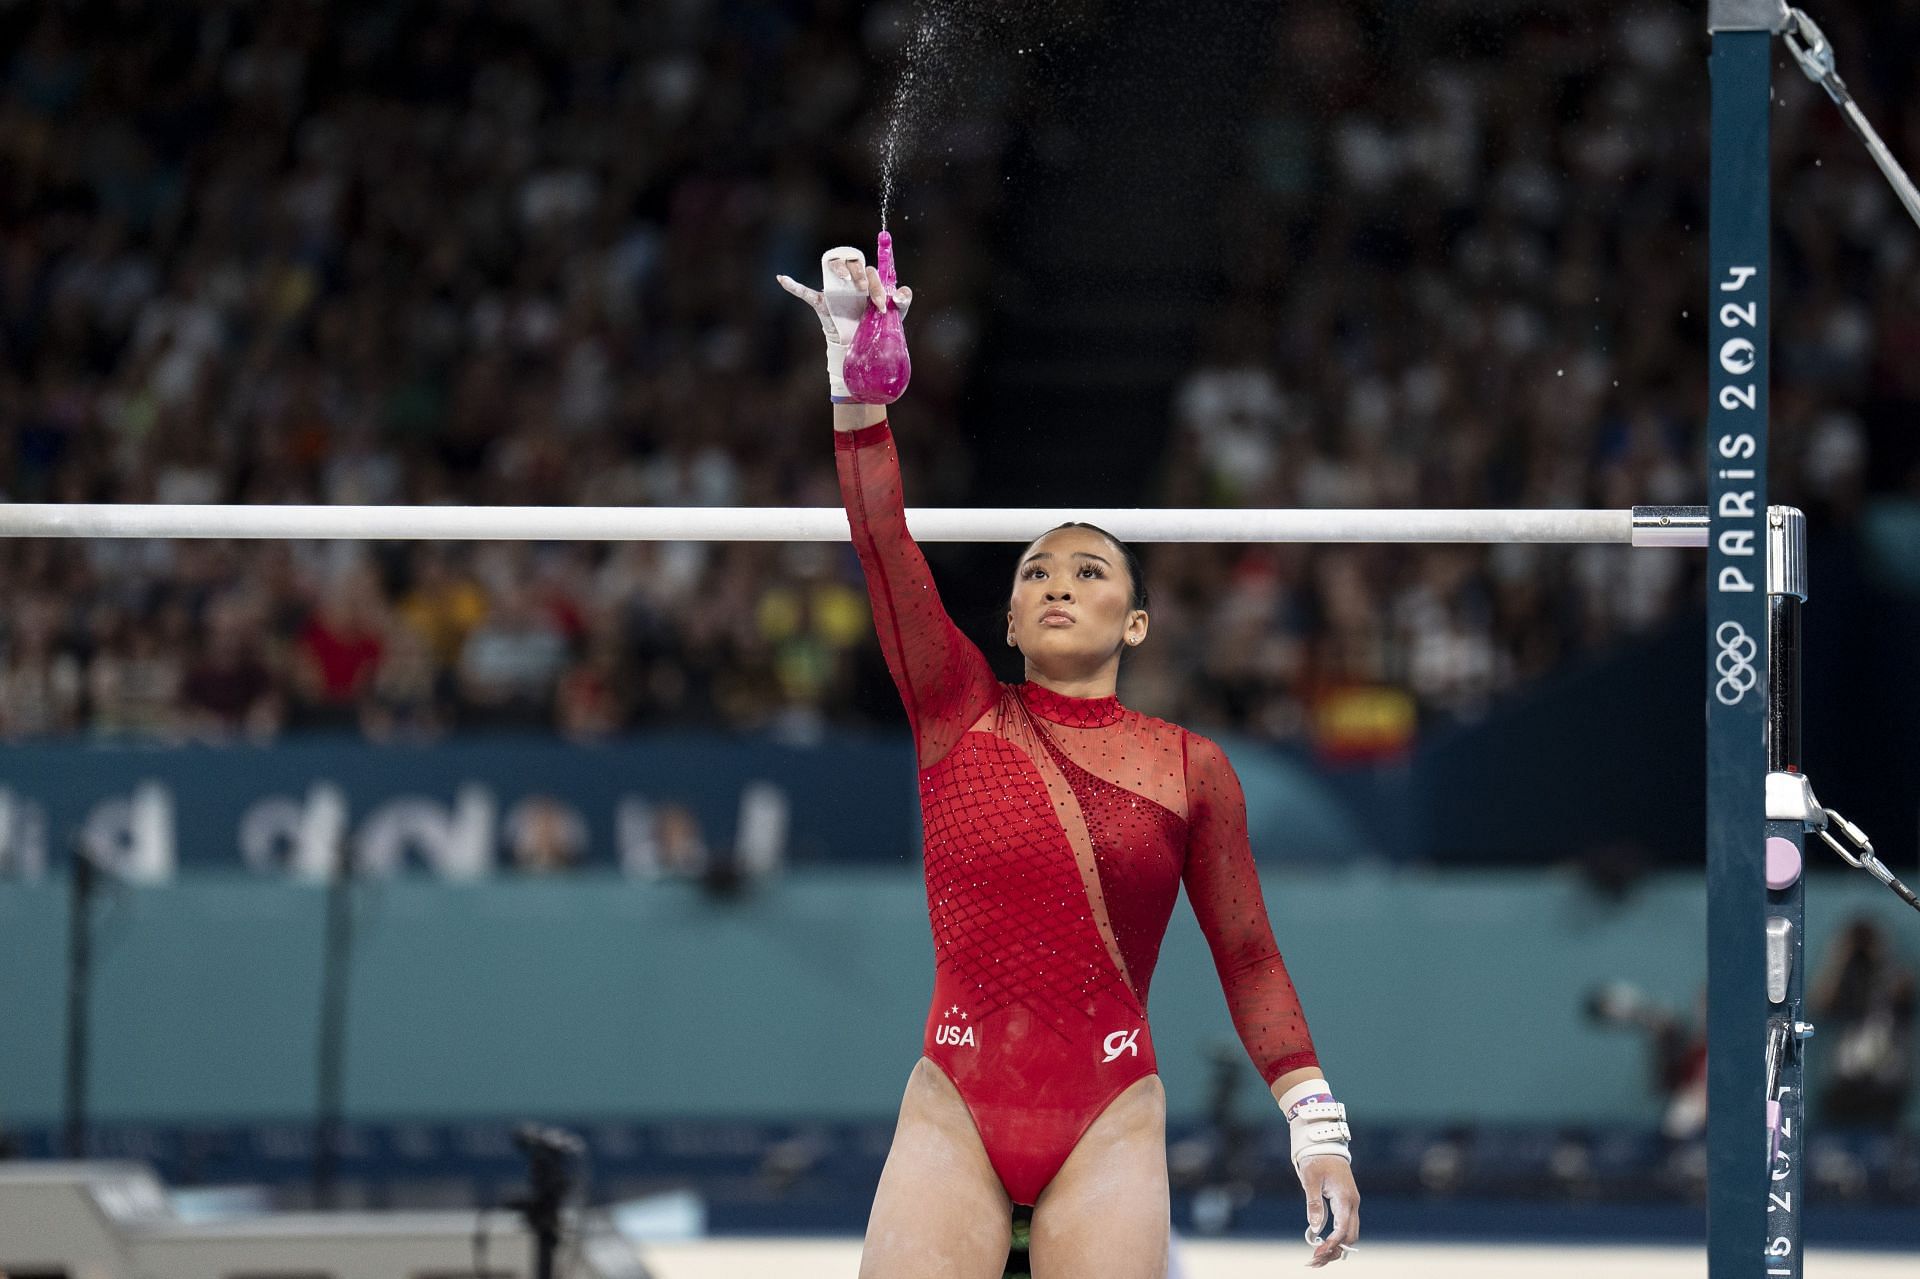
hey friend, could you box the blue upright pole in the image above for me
[1705,2,1781,1274]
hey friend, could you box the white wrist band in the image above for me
[818,246,867,400]
[1278,1078,1352,1169]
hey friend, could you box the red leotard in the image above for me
[837,421,1320,1206]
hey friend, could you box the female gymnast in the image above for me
[779,248,1359,1277]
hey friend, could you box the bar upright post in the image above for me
[1705,1,1783,1274]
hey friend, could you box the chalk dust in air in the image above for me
[878,4,952,230]
[874,1,1195,230]
[876,0,1062,228]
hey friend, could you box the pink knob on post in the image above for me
[1765,836,1802,890]
[843,232,912,404]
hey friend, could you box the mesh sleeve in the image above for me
[1182,731,1320,1084]
[835,421,1001,768]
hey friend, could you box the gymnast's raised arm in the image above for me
[777,250,1000,767]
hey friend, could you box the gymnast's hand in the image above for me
[776,248,913,401]
[1299,1154,1360,1266]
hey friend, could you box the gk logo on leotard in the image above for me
[1101,1029,1140,1063]
[1715,620,1759,706]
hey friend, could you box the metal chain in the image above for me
[1814,805,1920,913]
[1781,7,1843,102]
[1782,7,1920,233]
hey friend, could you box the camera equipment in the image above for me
[507,1124,586,1279]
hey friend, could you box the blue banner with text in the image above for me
[0,735,921,879]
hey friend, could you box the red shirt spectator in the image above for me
[295,571,387,708]
[299,618,382,702]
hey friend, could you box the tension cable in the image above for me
[1782,7,1920,234]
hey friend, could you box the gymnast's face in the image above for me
[1007,527,1148,676]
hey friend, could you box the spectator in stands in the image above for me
[1585,981,1707,1141]
[88,603,187,739]
[180,593,282,740]
[291,565,387,730]
[0,593,82,738]
[359,618,446,743]
[505,794,588,873]
[1810,917,1917,1128]
[456,581,568,729]
[396,546,489,671]
[553,621,629,741]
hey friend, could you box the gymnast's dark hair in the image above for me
[1023,521,1150,613]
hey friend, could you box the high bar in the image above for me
[0,503,1709,546]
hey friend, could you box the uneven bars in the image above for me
[0,504,1709,546]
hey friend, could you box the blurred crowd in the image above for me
[1124,0,1920,751]
[0,0,1915,749]
[0,0,1003,741]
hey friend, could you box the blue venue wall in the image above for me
[3,869,1914,1128]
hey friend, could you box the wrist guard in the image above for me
[817,246,867,401]
[1279,1077,1352,1169]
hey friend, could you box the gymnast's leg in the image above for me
[1028,1074,1171,1279]
[859,1058,1014,1279]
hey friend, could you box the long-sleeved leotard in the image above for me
[837,420,1318,1205]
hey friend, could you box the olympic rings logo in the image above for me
[1715,620,1759,705]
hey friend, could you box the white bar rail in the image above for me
[0,503,1710,546]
